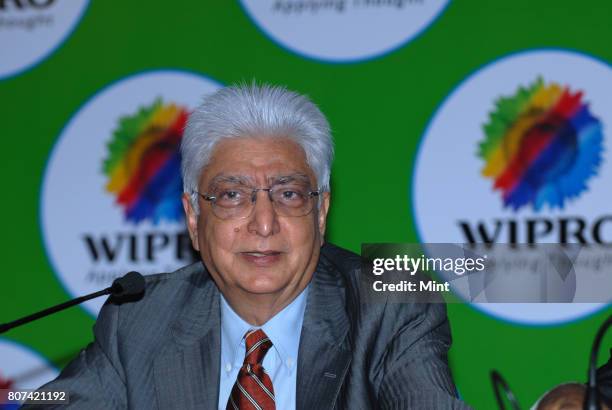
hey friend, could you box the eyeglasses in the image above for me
[194,183,320,220]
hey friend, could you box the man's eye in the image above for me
[219,190,243,201]
[278,189,307,204]
[282,190,298,199]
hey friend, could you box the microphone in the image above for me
[109,271,146,298]
[584,314,612,410]
[491,370,521,410]
[0,271,145,334]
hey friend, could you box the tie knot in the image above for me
[243,329,273,365]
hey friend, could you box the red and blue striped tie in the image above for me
[226,329,276,410]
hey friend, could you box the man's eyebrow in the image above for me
[207,173,312,188]
[268,173,311,185]
[208,175,254,187]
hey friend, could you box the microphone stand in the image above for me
[0,288,113,334]
[0,272,143,334]
[491,369,521,410]
[584,314,612,410]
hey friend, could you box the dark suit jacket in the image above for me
[27,243,470,409]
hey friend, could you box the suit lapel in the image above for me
[297,253,352,410]
[154,266,221,410]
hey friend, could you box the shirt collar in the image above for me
[220,285,309,371]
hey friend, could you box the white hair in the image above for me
[181,83,334,212]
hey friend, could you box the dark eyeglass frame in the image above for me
[192,186,320,220]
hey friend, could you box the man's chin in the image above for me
[238,279,288,296]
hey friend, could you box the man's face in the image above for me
[182,137,330,300]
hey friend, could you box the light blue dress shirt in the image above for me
[218,286,309,410]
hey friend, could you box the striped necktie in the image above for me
[226,329,276,410]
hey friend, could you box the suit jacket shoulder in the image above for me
[315,243,471,409]
[24,262,221,409]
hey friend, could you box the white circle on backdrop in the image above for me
[239,0,449,62]
[40,70,222,316]
[0,0,89,80]
[0,339,57,389]
[412,49,612,325]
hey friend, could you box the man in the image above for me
[532,382,611,410]
[600,349,612,405]
[27,84,469,409]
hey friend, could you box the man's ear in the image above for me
[182,193,200,251]
[317,192,331,245]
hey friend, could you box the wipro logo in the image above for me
[412,50,612,324]
[103,99,188,224]
[0,0,89,79]
[478,78,603,212]
[239,0,448,62]
[41,70,222,315]
[0,340,58,406]
[0,372,14,410]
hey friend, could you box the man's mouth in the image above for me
[243,251,281,257]
[240,251,282,266]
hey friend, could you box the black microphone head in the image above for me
[111,271,145,298]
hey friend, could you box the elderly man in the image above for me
[28,84,469,409]
[532,383,611,410]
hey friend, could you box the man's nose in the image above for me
[246,191,280,237]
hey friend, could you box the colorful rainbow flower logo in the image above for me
[0,372,15,410]
[478,78,603,211]
[0,372,13,390]
[103,99,189,224]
